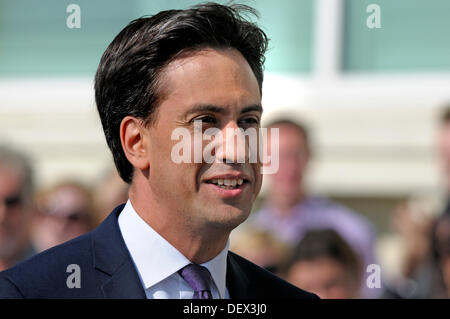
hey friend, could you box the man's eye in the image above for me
[239,117,260,125]
[194,116,216,124]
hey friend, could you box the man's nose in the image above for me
[216,121,248,164]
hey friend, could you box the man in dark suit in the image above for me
[0,3,317,299]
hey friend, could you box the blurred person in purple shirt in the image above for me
[247,118,379,298]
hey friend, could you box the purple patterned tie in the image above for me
[178,264,213,299]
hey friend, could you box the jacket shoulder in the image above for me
[228,252,319,299]
[0,232,95,298]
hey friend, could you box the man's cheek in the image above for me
[254,163,263,185]
[176,164,197,195]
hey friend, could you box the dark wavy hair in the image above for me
[94,2,268,183]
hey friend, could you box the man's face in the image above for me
[0,166,30,261]
[143,48,263,231]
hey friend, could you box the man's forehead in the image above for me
[159,48,258,92]
[153,48,261,119]
[164,47,249,72]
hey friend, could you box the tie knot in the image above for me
[178,264,213,299]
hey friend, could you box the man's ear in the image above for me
[120,116,150,170]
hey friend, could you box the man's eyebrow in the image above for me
[182,104,227,118]
[182,103,263,118]
[241,104,263,114]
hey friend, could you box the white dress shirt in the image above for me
[118,200,230,299]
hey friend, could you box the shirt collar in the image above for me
[118,199,229,298]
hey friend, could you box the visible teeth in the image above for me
[222,179,238,186]
[210,178,244,188]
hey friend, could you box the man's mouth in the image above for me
[205,178,248,190]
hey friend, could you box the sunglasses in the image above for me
[42,209,90,223]
[1,193,23,208]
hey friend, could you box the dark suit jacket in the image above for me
[0,204,317,299]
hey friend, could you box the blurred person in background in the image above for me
[31,180,96,252]
[230,228,290,273]
[431,213,450,298]
[380,106,450,298]
[437,106,450,216]
[93,168,129,225]
[247,118,378,297]
[281,229,362,299]
[383,198,439,298]
[0,145,36,271]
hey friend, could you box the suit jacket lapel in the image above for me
[226,252,252,298]
[91,204,146,299]
[100,260,146,298]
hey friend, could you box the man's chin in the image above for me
[203,204,251,230]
